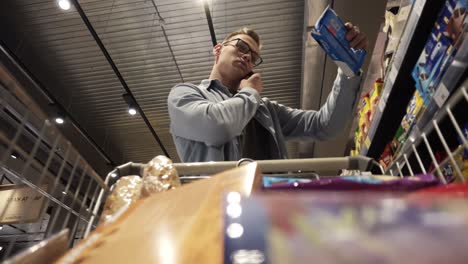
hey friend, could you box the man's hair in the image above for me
[223,27,262,49]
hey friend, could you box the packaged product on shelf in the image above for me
[310,6,366,77]
[379,143,393,170]
[459,123,468,158]
[455,123,468,181]
[401,89,425,133]
[454,151,468,182]
[383,1,413,68]
[390,125,407,154]
[428,151,459,182]
[369,79,383,123]
[426,123,468,183]
[412,0,467,105]
[358,93,371,140]
[354,127,362,153]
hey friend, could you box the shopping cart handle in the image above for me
[349,156,385,174]
[111,162,144,179]
[349,155,374,171]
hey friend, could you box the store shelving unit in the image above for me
[386,79,467,182]
[0,58,107,261]
[361,0,446,159]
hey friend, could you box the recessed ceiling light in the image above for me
[55,117,64,124]
[58,0,71,10]
[62,191,67,195]
[10,154,17,159]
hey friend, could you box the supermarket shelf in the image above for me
[414,38,468,133]
[361,0,446,159]
[386,79,468,181]
[394,39,468,159]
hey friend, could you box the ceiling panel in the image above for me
[1,0,305,166]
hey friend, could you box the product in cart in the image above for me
[141,155,181,197]
[100,155,181,223]
[263,173,439,192]
[100,176,142,222]
[224,194,468,264]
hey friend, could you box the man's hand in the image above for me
[240,73,263,94]
[345,22,368,51]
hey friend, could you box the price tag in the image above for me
[389,67,398,84]
[378,97,386,112]
[413,0,425,17]
[434,83,450,108]
[397,5,412,22]
[365,137,371,148]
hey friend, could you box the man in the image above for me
[168,24,368,162]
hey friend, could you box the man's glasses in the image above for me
[223,38,263,67]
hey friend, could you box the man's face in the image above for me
[214,34,260,80]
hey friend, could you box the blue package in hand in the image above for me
[311,6,366,77]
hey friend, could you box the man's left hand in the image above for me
[345,22,368,51]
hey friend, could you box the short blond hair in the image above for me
[223,27,262,49]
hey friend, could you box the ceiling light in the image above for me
[123,93,138,116]
[55,117,65,124]
[0,246,3,251]
[10,154,17,159]
[111,172,117,178]
[58,0,71,10]
[128,107,137,116]
[0,226,3,230]
[62,191,67,195]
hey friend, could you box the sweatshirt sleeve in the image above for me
[274,69,362,140]
[168,84,261,146]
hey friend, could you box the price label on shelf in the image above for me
[364,137,371,148]
[434,83,450,108]
[397,5,412,22]
[413,0,426,17]
[378,97,386,112]
[389,67,398,84]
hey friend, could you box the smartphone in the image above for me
[243,71,254,80]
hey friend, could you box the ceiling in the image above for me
[0,0,386,175]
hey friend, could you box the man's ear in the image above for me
[213,43,222,56]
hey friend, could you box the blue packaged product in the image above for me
[412,0,467,105]
[310,6,366,77]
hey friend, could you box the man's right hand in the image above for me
[240,73,263,94]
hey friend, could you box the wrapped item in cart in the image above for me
[264,173,439,192]
[100,155,181,223]
[224,193,468,263]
